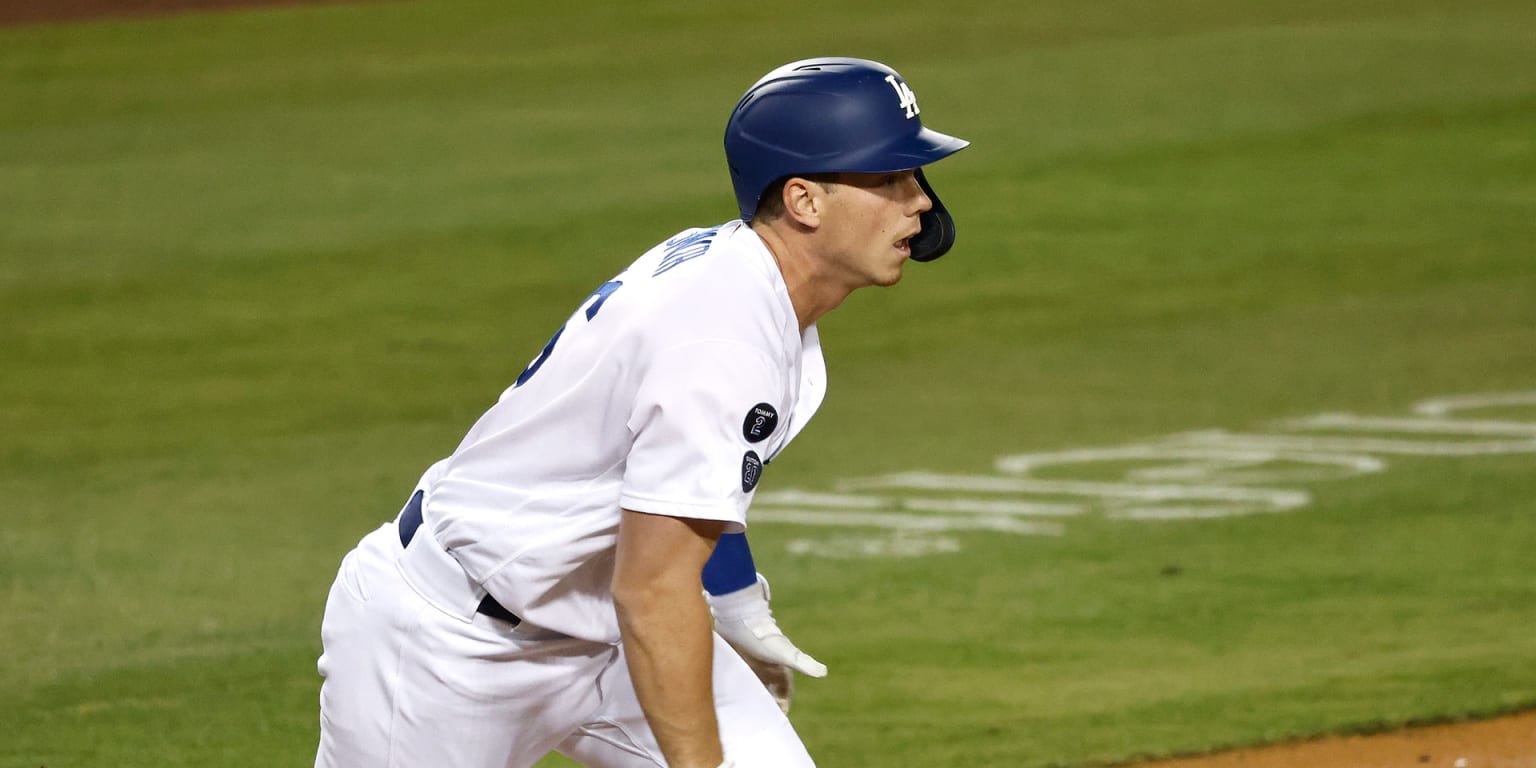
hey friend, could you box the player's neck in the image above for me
[751,221,850,334]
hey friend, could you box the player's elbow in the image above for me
[613,568,710,642]
[611,576,653,621]
[612,570,676,625]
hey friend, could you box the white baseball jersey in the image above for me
[417,219,826,643]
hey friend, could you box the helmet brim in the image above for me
[808,126,969,176]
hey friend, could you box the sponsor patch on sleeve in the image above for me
[742,403,779,444]
[741,450,763,493]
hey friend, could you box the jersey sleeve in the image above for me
[620,339,782,531]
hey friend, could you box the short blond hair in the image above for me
[751,173,839,223]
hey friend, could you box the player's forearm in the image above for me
[615,578,723,768]
[613,509,729,768]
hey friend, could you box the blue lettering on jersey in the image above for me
[653,227,719,277]
[514,280,623,389]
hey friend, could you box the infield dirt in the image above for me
[1133,711,1536,768]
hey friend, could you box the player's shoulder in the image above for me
[635,220,765,279]
[624,220,792,335]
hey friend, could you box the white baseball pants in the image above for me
[314,523,815,768]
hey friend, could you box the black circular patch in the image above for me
[741,450,763,493]
[742,402,779,443]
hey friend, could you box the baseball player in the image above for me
[314,56,968,768]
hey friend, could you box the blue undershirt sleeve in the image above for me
[702,532,758,595]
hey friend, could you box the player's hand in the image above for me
[728,641,798,714]
[706,573,826,712]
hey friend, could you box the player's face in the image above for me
[816,170,933,288]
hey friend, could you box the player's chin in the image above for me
[877,246,910,286]
[872,265,905,287]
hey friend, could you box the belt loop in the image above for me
[392,489,521,627]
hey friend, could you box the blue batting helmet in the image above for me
[724,57,970,261]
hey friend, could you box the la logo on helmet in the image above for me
[884,75,920,118]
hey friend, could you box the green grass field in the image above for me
[3,1,1534,766]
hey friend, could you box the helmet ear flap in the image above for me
[907,169,956,262]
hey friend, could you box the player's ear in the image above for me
[780,176,823,229]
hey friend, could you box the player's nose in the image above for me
[905,172,932,215]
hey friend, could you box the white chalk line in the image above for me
[754,489,1083,517]
[1414,391,1536,417]
[1182,431,1536,457]
[749,507,1065,536]
[751,390,1536,557]
[996,441,1387,483]
[836,471,1313,508]
[1283,413,1536,437]
[784,532,963,559]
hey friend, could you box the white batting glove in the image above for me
[733,644,798,715]
[707,573,826,713]
[708,573,827,677]
[707,573,825,713]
